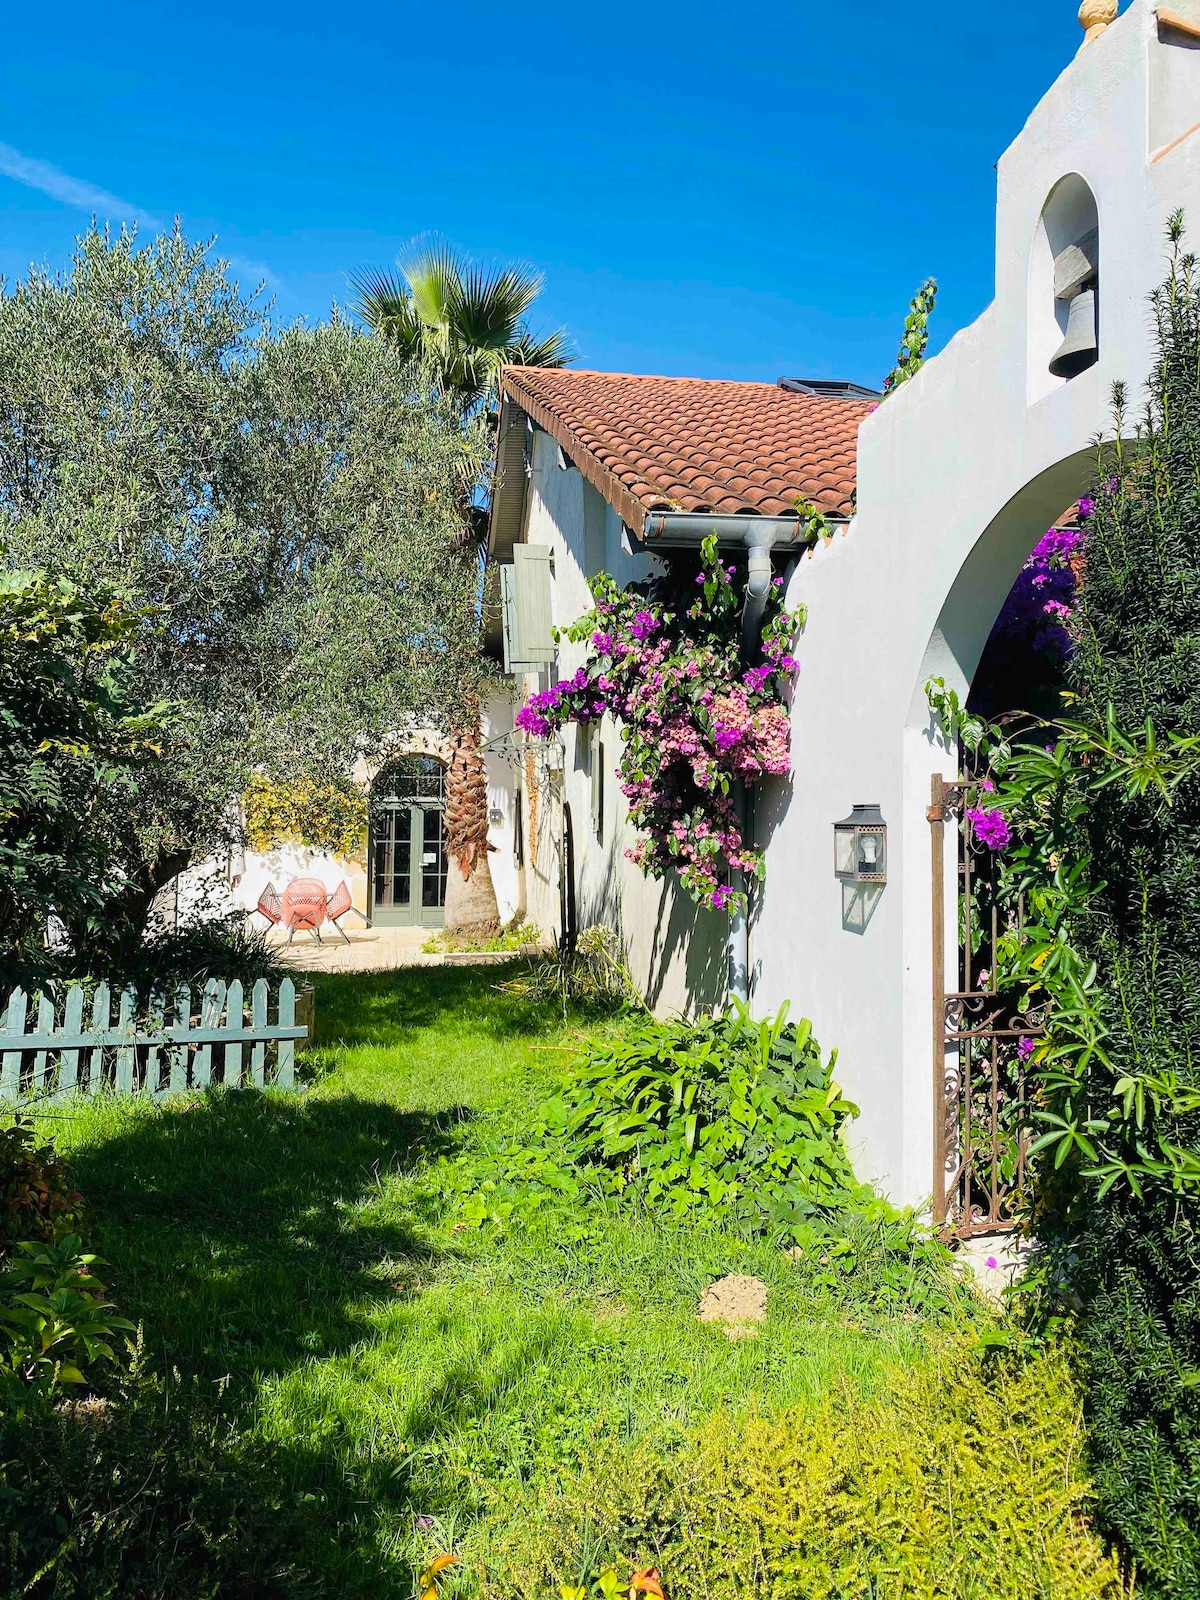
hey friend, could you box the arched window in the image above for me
[1028,175,1100,403]
[369,756,448,927]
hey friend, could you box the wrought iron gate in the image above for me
[928,775,1042,1238]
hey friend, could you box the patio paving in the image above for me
[267,925,533,976]
[267,924,444,975]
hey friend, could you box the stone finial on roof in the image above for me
[1079,0,1118,41]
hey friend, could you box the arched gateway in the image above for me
[752,0,1200,1210]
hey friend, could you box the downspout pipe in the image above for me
[728,522,781,1005]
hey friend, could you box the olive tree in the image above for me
[0,227,488,958]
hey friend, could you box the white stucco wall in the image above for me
[752,0,1200,1204]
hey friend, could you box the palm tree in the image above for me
[352,245,571,413]
[353,246,571,936]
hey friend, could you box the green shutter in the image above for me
[513,544,555,664]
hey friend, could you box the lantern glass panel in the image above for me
[835,828,856,877]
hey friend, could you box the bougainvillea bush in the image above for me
[969,524,1084,721]
[516,536,800,911]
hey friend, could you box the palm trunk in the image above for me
[443,720,500,935]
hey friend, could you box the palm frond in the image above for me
[349,268,423,352]
[450,266,542,350]
[401,245,463,334]
[355,242,572,411]
[508,326,573,370]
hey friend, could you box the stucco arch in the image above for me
[905,449,1096,730]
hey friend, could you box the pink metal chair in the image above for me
[325,881,356,944]
[256,882,283,927]
[280,878,329,946]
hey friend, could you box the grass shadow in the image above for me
[67,1088,468,1385]
[309,963,592,1049]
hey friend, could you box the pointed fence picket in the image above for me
[0,978,307,1104]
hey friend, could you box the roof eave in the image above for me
[486,396,531,562]
[502,367,655,534]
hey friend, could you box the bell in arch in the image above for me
[1049,287,1098,380]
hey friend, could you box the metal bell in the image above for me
[1049,287,1098,380]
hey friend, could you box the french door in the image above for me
[370,758,448,928]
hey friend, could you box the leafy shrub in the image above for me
[0,1118,83,1259]
[456,1004,956,1313]
[954,217,1200,1592]
[507,1342,1126,1600]
[500,925,642,1014]
[526,1002,864,1230]
[0,1355,319,1597]
[76,913,289,994]
[0,1234,133,1410]
[0,568,174,988]
[0,1123,130,1408]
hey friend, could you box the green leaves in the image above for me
[0,1234,133,1407]
[0,569,177,985]
[463,1002,871,1239]
[881,278,938,397]
[352,244,572,413]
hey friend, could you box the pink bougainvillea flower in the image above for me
[986,1256,999,1271]
[966,806,1012,852]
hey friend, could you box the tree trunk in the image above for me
[443,721,500,935]
[59,843,193,969]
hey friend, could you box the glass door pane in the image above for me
[392,807,413,906]
[370,757,447,926]
[420,806,448,909]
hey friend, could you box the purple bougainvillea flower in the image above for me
[1077,495,1096,519]
[414,1515,435,1529]
[966,806,1012,852]
[1018,1037,1036,1061]
[980,777,995,793]
[986,1256,999,1272]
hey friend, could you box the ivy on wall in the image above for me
[243,773,368,862]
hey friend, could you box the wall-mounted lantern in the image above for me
[834,805,888,885]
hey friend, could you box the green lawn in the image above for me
[39,968,972,1596]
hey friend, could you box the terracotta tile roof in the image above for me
[500,366,871,534]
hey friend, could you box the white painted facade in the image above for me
[180,691,523,934]
[503,0,1200,1207]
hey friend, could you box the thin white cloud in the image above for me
[222,254,281,291]
[0,141,163,230]
[0,140,282,291]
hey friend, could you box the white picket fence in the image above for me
[0,978,307,1103]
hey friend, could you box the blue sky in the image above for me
[0,1,1086,388]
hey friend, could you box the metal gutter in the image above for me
[641,510,848,548]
